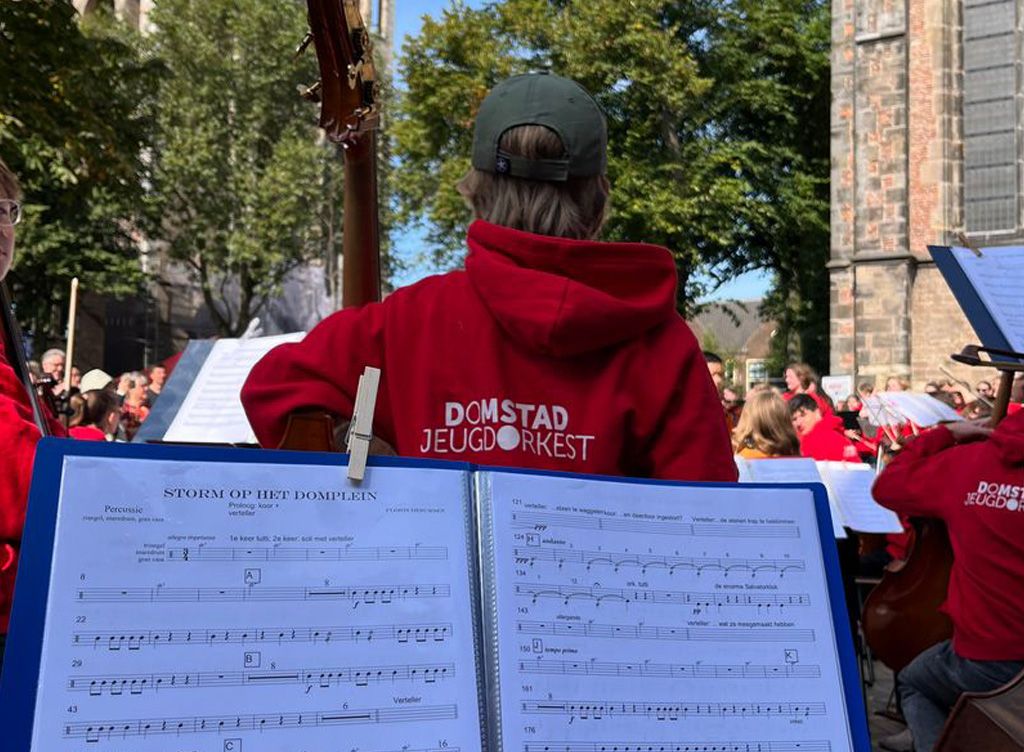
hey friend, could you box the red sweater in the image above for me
[0,339,64,632]
[799,414,860,462]
[872,411,1024,661]
[242,221,736,482]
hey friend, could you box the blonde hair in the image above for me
[732,390,801,457]
[0,157,22,201]
[457,125,610,239]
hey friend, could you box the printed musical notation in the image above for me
[517,620,815,643]
[518,659,820,680]
[521,700,825,721]
[74,622,453,651]
[511,511,799,539]
[522,742,831,752]
[167,544,448,562]
[69,662,455,696]
[76,583,450,604]
[515,583,810,609]
[63,704,459,741]
[514,546,806,577]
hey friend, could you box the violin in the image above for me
[278,0,383,452]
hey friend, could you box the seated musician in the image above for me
[732,389,801,459]
[788,394,859,462]
[0,158,64,666]
[242,73,736,481]
[872,414,1024,752]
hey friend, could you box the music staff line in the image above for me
[74,622,453,651]
[63,704,458,742]
[512,511,799,539]
[514,547,806,577]
[519,658,820,680]
[69,661,454,696]
[516,584,810,609]
[517,620,815,643]
[522,700,825,721]
[522,743,831,752]
[167,544,448,562]
[76,583,450,604]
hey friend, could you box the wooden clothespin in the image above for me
[955,231,983,258]
[346,366,381,482]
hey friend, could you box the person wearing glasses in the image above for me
[0,157,65,669]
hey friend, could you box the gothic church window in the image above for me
[963,0,1021,235]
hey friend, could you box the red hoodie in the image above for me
[0,339,65,633]
[799,414,860,462]
[872,411,1024,661]
[242,221,736,482]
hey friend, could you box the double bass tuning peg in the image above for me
[298,80,322,103]
[295,31,314,58]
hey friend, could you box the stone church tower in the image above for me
[830,0,1020,388]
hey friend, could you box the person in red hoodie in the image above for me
[0,158,65,668]
[872,414,1024,752]
[789,394,860,462]
[242,73,735,482]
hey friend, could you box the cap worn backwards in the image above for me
[471,72,607,182]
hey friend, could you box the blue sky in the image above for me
[389,2,772,302]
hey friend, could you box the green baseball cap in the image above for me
[471,72,607,182]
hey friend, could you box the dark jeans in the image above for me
[898,639,1023,752]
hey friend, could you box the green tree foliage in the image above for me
[147,0,347,337]
[0,1,161,347]
[392,0,830,368]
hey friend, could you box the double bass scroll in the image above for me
[279,1,384,452]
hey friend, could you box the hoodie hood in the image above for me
[464,220,679,357]
[991,408,1024,463]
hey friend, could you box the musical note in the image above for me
[166,544,447,562]
[63,704,458,740]
[76,583,450,604]
[513,546,805,577]
[518,658,820,680]
[521,699,825,721]
[72,622,453,650]
[511,511,799,539]
[516,620,815,643]
[521,742,831,752]
[515,584,810,610]
[67,662,455,696]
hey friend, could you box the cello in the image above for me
[862,345,1024,674]
[278,0,383,452]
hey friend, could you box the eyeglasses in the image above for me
[0,199,21,227]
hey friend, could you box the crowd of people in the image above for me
[21,352,167,442]
[2,71,1022,752]
[708,351,1024,751]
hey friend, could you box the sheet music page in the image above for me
[31,456,483,752]
[479,470,857,752]
[740,458,846,539]
[952,246,1024,353]
[816,462,902,534]
[872,393,962,427]
[163,332,304,444]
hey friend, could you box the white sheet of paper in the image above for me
[817,462,903,534]
[163,332,304,444]
[480,470,857,752]
[952,246,1024,354]
[737,457,846,539]
[866,393,962,427]
[31,457,483,752]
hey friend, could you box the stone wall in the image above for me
[828,0,1006,390]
